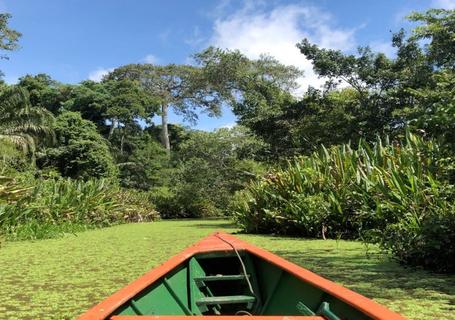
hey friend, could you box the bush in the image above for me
[231,132,455,272]
[150,185,222,219]
[376,185,455,273]
[39,112,118,179]
[2,221,91,241]
[117,136,169,190]
[148,187,184,218]
[114,189,159,222]
[234,133,444,237]
[0,177,158,240]
[0,141,30,174]
[152,127,266,219]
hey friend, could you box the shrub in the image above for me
[39,112,118,179]
[148,187,184,219]
[150,185,222,219]
[114,189,159,222]
[0,141,30,174]
[235,133,437,236]
[0,175,32,204]
[375,185,455,273]
[0,177,158,240]
[2,221,91,241]
[232,132,455,271]
[152,127,266,219]
[117,137,170,190]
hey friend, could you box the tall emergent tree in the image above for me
[193,47,302,158]
[108,64,224,151]
[108,49,302,152]
[62,79,158,144]
[103,79,158,143]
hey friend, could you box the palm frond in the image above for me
[0,86,54,155]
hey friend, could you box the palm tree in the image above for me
[0,86,54,155]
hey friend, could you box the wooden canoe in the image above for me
[78,232,406,320]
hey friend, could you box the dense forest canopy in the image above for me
[0,8,454,272]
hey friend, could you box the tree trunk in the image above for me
[108,118,117,140]
[120,131,125,155]
[161,104,171,152]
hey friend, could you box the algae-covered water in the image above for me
[0,220,453,319]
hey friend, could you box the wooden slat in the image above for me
[196,295,255,306]
[194,274,248,282]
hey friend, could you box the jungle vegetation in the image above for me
[0,9,454,272]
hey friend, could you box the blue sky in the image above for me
[1,0,454,130]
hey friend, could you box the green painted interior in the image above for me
[111,251,374,319]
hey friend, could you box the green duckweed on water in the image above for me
[0,220,454,320]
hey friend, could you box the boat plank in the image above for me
[194,274,247,282]
[196,295,255,306]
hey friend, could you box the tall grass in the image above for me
[0,176,32,204]
[231,132,455,271]
[0,177,159,240]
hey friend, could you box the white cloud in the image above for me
[218,122,236,129]
[143,54,159,64]
[432,0,455,9]
[88,67,114,82]
[210,3,357,94]
[370,40,395,57]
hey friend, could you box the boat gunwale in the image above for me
[78,232,406,320]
